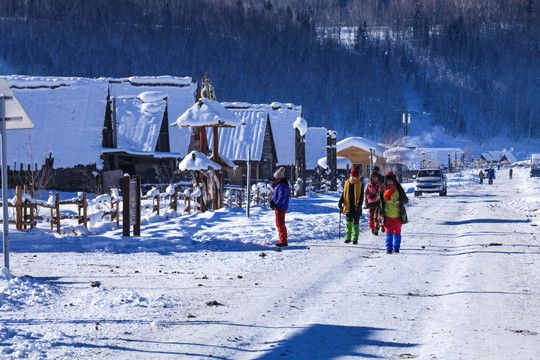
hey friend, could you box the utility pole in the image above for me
[402,111,411,137]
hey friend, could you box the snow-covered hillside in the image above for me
[1,167,539,359]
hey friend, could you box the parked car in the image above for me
[414,168,447,196]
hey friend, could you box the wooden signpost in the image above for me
[122,175,141,236]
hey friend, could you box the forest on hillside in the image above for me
[0,0,538,143]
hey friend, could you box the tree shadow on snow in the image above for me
[440,218,530,226]
[252,324,417,359]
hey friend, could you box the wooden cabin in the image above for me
[336,137,387,177]
[2,75,197,191]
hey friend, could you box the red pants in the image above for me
[274,209,287,244]
[384,216,402,235]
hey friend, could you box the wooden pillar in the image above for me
[82,193,88,228]
[15,186,22,230]
[326,130,337,191]
[295,128,306,196]
[55,193,60,234]
[29,185,35,229]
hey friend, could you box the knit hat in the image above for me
[373,165,380,173]
[273,167,286,179]
[385,171,397,181]
[350,165,361,178]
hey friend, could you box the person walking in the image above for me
[380,172,408,254]
[270,167,290,247]
[363,167,383,236]
[338,165,365,244]
[479,170,485,185]
[487,168,495,185]
[509,168,513,180]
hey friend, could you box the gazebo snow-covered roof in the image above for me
[172,98,240,128]
[178,151,221,172]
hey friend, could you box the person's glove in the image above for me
[270,200,277,210]
[338,200,343,210]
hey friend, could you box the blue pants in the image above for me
[385,233,401,251]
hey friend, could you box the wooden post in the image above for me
[29,185,35,229]
[155,194,160,216]
[82,193,88,228]
[122,176,130,236]
[134,176,141,236]
[116,199,120,227]
[295,128,306,196]
[15,186,22,230]
[55,193,60,234]
[110,189,115,222]
[326,130,337,191]
[49,191,53,231]
[237,189,242,208]
[173,188,178,211]
[23,185,28,230]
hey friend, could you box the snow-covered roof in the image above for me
[0,75,197,170]
[114,96,167,152]
[317,156,352,170]
[220,102,302,166]
[178,151,221,171]
[481,150,518,163]
[337,137,386,155]
[306,127,328,169]
[109,77,197,156]
[172,99,240,128]
[2,75,108,169]
[208,107,270,162]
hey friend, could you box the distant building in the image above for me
[480,151,517,165]
[336,137,387,177]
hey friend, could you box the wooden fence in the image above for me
[0,183,272,234]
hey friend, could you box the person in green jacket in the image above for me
[380,172,408,254]
[338,165,365,244]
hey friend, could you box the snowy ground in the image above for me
[1,167,539,359]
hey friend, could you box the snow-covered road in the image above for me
[1,168,539,359]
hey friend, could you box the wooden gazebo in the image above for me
[172,74,240,211]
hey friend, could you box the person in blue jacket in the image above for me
[270,167,290,247]
[487,168,495,185]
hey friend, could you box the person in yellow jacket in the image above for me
[338,165,365,244]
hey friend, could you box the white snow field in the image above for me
[1,167,539,359]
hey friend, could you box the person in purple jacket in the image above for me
[270,167,291,247]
